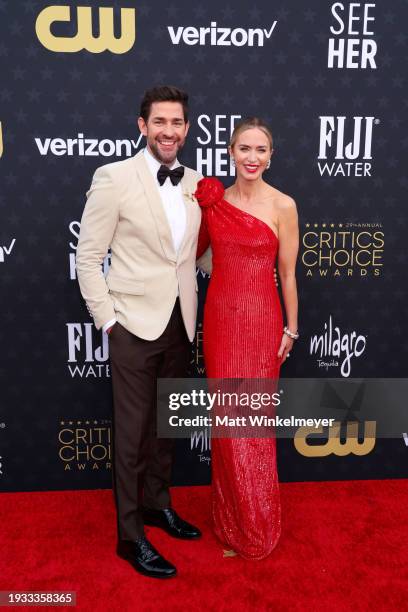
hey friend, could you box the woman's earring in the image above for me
[231,158,236,167]
[266,159,271,170]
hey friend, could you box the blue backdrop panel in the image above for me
[0,1,406,491]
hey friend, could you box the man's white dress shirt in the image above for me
[102,147,186,333]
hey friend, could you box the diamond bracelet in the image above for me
[284,326,299,340]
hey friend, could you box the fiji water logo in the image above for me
[318,115,378,177]
[310,316,367,377]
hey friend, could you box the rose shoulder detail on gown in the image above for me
[194,177,225,208]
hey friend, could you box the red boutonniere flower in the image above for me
[194,177,225,208]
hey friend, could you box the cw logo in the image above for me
[35,5,136,54]
[294,420,376,457]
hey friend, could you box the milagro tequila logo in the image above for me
[318,116,378,177]
[191,429,211,465]
[328,2,377,68]
[310,316,367,377]
[67,323,110,378]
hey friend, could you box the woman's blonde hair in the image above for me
[229,117,273,150]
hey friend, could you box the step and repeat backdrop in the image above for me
[0,1,407,491]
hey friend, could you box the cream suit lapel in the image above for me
[133,151,177,263]
[178,174,195,260]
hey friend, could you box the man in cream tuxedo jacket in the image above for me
[76,87,209,579]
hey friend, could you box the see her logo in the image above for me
[328,2,377,69]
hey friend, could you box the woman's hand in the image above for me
[277,333,294,364]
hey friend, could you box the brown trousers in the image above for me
[108,299,191,541]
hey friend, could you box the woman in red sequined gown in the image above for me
[195,118,299,560]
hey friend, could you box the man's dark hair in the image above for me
[140,86,189,122]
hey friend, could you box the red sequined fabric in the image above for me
[196,177,282,560]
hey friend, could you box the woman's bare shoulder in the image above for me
[264,185,297,212]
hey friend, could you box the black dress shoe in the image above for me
[142,507,202,540]
[117,537,177,579]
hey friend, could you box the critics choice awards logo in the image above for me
[58,419,111,471]
[328,2,377,69]
[301,222,384,278]
[309,315,367,378]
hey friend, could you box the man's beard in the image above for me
[148,139,184,166]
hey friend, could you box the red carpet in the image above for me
[0,481,407,611]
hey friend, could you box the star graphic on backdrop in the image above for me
[57,91,69,103]
[43,110,56,123]
[138,5,151,17]
[249,7,261,20]
[125,70,138,83]
[222,5,235,19]
[180,71,193,84]
[207,72,220,85]
[302,52,315,66]
[194,49,206,64]
[262,73,274,86]
[166,5,180,18]
[69,68,82,81]
[153,26,165,40]
[378,53,392,69]
[275,51,288,65]
[392,75,404,88]
[193,5,207,19]
[247,93,260,107]
[221,50,233,64]
[97,69,111,83]
[24,90,40,105]
[248,51,260,65]
[277,8,289,20]
[304,9,316,23]
[140,49,152,63]
[314,74,326,87]
[234,72,247,85]
[289,31,301,45]
[41,67,53,80]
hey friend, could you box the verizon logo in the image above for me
[167,21,277,47]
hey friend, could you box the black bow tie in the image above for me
[157,165,184,186]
